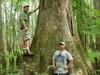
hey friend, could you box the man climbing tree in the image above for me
[52,42,73,75]
[19,5,39,55]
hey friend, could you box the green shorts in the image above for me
[21,29,30,41]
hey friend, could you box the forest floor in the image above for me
[0,49,100,75]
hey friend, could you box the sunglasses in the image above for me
[58,52,61,57]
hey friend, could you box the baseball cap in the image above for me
[24,5,29,8]
[59,42,65,45]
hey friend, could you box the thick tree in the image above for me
[30,0,96,75]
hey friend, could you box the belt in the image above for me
[54,73,68,75]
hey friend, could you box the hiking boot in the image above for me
[26,49,34,56]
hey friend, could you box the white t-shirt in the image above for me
[53,50,73,73]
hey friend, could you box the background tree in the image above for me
[0,0,5,51]
[93,0,100,50]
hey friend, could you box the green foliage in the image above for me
[4,49,23,74]
[88,48,100,62]
[0,49,23,75]
[0,49,49,75]
[96,69,100,72]
[72,0,100,36]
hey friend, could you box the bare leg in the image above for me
[23,41,27,53]
[26,39,30,49]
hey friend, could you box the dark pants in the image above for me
[54,73,69,75]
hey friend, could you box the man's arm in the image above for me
[64,59,73,69]
[52,60,56,66]
[64,52,73,69]
[21,20,28,31]
[52,60,56,70]
[67,60,73,68]
[52,52,56,70]
[32,6,40,13]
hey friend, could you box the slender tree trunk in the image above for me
[0,0,5,51]
[96,37,100,50]
[89,36,95,50]
[0,0,5,69]
[5,4,11,50]
[76,0,87,52]
[79,35,87,52]
[30,0,96,75]
[93,0,100,50]
[93,0,100,9]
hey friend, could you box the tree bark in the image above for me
[30,0,96,75]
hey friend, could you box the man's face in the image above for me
[24,7,29,12]
[59,44,65,49]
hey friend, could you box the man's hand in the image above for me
[63,66,69,70]
[25,26,28,31]
[32,5,40,13]
[21,20,28,31]
[52,65,56,70]
[64,60,73,70]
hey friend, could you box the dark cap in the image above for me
[24,5,29,8]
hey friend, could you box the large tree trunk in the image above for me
[0,0,5,51]
[93,0,100,50]
[30,0,96,75]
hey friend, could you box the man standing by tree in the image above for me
[19,5,39,55]
[52,42,73,75]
